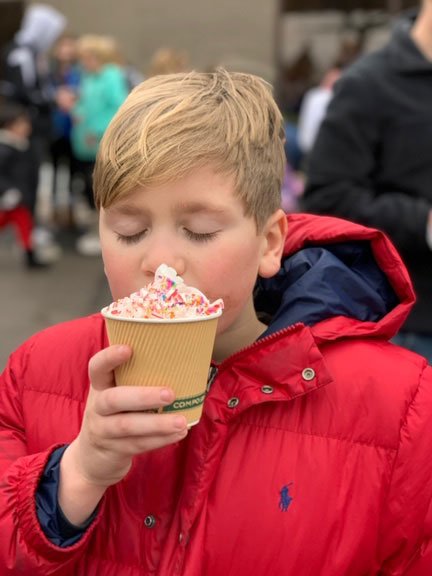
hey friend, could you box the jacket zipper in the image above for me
[214,322,305,372]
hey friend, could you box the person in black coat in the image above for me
[302,2,432,361]
[0,4,66,215]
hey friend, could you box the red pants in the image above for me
[0,206,33,250]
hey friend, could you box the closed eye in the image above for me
[184,229,220,242]
[116,230,147,245]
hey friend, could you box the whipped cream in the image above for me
[102,264,224,320]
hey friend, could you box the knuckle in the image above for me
[116,415,132,436]
[101,388,118,413]
[87,426,103,448]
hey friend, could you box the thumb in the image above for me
[88,345,132,391]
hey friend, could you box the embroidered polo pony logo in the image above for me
[279,483,293,512]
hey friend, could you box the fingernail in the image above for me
[160,389,174,403]
[174,416,187,430]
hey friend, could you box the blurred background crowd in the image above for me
[1,0,430,367]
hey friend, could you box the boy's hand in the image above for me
[59,345,188,525]
[72,344,188,487]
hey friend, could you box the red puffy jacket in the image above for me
[1,214,432,575]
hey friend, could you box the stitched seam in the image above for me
[22,387,86,404]
[381,362,426,491]
[375,364,427,574]
[75,554,148,571]
[241,420,398,452]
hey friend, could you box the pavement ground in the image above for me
[0,164,110,371]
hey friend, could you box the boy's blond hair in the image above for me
[93,68,286,230]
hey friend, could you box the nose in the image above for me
[140,232,186,278]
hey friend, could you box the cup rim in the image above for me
[100,307,222,324]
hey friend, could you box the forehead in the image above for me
[106,167,242,214]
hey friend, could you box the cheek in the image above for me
[102,249,136,299]
[214,293,247,333]
[202,251,260,311]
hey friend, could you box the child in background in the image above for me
[67,34,129,255]
[1,70,432,575]
[297,65,342,158]
[148,47,190,76]
[49,34,81,229]
[0,103,50,268]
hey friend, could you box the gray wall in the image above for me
[40,0,278,82]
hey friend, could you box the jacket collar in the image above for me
[206,322,332,423]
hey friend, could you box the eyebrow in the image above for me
[108,201,227,217]
[107,203,148,217]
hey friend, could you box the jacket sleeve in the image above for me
[36,445,97,547]
[302,70,431,252]
[0,342,103,575]
[377,363,432,575]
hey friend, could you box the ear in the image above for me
[258,209,288,278]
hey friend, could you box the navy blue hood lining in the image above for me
[254,241,399,337]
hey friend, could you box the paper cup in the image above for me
[101,309,222,426]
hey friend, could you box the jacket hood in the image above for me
[254,214,415,343]
[388,9,432,74]
[15,4,66,53]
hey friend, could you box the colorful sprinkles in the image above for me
[103,264,224,319]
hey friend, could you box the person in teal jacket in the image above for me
[72,35,128,164]
[71,36,128,200]
[59,34,129,255]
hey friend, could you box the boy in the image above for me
[0,103,49,268]
[1,69,432,575]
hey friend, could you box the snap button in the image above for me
[261,385,274,394]
[302,368,315,381]
[144,515,156,528]
[227,397,240,408]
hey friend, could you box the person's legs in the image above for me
[0,207,51,268]
[0,207,32,250]
[75,159,95,210]
[21,141,41,216]
[51,136,77,229]
[73,159,100,256]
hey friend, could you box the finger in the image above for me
[89,345,132,392]
[100,412,188,440]
[96,386,175,416]
[105,428,189,455]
